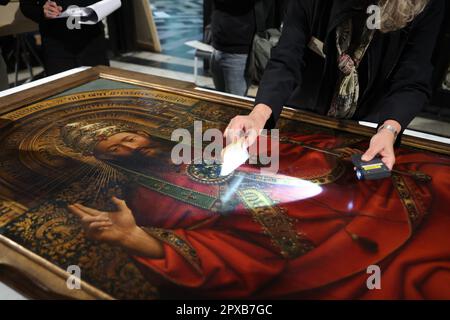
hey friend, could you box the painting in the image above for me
[0,67,449,299]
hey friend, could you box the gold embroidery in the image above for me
[143,227,202,274]
[391,174,427,229]
[237,189,315,259]
[3,182,158,299]
[0,196,28,227]
[186,162,234,185]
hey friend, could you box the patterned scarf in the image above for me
[327,19,375,118]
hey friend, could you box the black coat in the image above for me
[255,0,446,131]
[20,0,103,46]
[211,0,288,54]
[211,0,256,54]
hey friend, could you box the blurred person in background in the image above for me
[20,0,109,76]
[210,0,287,96]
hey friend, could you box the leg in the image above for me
[220,53,249,96]
[210,49,226,92]
[194,56,198,83]
[0,50,8,90]
[14,38,20,85]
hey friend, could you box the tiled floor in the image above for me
[151,0,204,59]
[111,50,214,87]
[112,0,212,87]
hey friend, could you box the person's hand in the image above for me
[361,120,401,170]
[68,196,138,244]
[224,103,272,148]
[43,1,62,19]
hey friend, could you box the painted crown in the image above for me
[60,121,133,155]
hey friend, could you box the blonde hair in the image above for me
[379,0,430,32]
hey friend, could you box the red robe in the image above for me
[125,133,450,299]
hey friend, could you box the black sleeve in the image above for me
[19,0,46,24]
[377,0,445,130]
[0,0,11,6]
[254,0,311,128]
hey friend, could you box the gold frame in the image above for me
[1,66,449,155]
[0,66,449,299]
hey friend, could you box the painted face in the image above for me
[94,132,164,160]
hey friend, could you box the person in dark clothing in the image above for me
[210,1,255,96]
[210,0,287,96]
[225,0,445,170]
[20,0,109,75]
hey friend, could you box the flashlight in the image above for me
[351,154,391,181]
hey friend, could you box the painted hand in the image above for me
[68,197,164,258]
[68,196,137,245]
